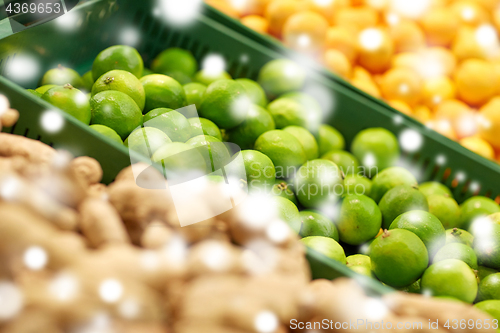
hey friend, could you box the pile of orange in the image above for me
[205,0,500,163]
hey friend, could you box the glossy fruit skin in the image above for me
[91,69,145,111]
[343,174,372,197]
[369,167,418,203]
[42,85,91,125]
[370,229,429,288]
[92,45,143,79]
[294,159,343,208]
[257,59,306,98]
[299,210,339,241]
[474,300,500,321]
[351,128,400,173]
[151,142,207,179]
[26,89,42,97]
[186,135,230,172]
[419,181,453,198]
[36,84,58,94]
[318,124,345,155]
[183,82,207,111]
[337,194,382,245]
[225,104,276,150]
[445,228,474,247]
[267,97,311,129]
[301,236,346,264]
[321,149,359,176]
[460,196,500,230]
[283,126,318,160]
[477,266,498,282]
[346,254,372,277]
[273,196,301,233]
[421,259,478,303]
[271,179,298,205]
[188,118,222,141]
[240,150,275,193]
[433,243,478,269]
[89,124,123,145]
[125,127,171,158]
[143,110,191,143]
[140,74,187,113]
[379,185,429,229]
[151,47,197,78]
[143,108,173,123]
[235,78,268,107]
[428,194,461,229]
[40,66,83,89]
[478,273,500,301]
[193,70,232,86]
[254,130,307,179]
[473,222,500,270]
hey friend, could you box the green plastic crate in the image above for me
[0,0,497,295]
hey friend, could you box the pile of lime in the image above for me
[33,45,500,313]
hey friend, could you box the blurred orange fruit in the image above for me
[421,76,456,108]
[450,1,490,26]
[388,100,412,115]
[420,7,460,47]
[451,26,490,62]
[333,6,379,32]
[413,105,432,123]
[426,119,458,140]
[357,28,394,74]
[283,11,329,54]
[455,59,497,106]
[380,67,422,106]
[241,15,269,33]
[460,135,495,159]
[265,0,304,37]
[206,0,240,17]
[478,96,500,149]
[388,20,426,53]
[325,26,358,63]
[324,49,352,79]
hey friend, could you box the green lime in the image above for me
[142,68,154,77]
[478,266,498,282]
[281,91,323,134]
[271,179,298,205]
[89,124,123,145]
[35,84,58,94]
[472,221,500,270]
[199,80,250,129]
[140,74,187,112]
[165,71,192,85]
[42,84,91,124]
[91,69,145,110]
[82,70,94,91]
[460,196,500,230]
[389,210,445,256]
[188,117,222,141]
[254,130,307,179]
[40,65,83,88]
[301,236,346,264]
[369,167,418,203]
[399,279,421,293]
[143,108,173,123]
[92,45,143,79]
[428,194,461,229]
[419,181,453,198]
[240,149,275,193]
[125,127,172,157]
[346,254,372,277]
[144,110,191,142]
[257,59,306,98]
[343,174,372,197]
[369,229,429,287]
[235,78,268,107]
[318,124,345,156]
[474,300,500,321]
[267,97,318,130]
[299,210,339,241]
[151,142,207,178]
[351,128,400,173]
[321,149,359,176]
[445,228,474,247]
[151,47,197,77]
[273,196,301,233]
[421,259,478,303]
[379,185,429,229]
[186,135,230,171]
[183,82,207,111]
[26,89,42,97]
[225,104,275,150]
[337,194,382,245]
[433,243,478,269]
[283,126,318,160]
[193,69,232,86]
[490,212,500,224]
[294,159,343,208]
[90,90,143,139]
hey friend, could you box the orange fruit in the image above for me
[460,135,495,159]
[357,28,394,74]
[265,0,303,37]
[380,67,422,106]
[421,76,456,108]
[452,26,491,62]
[413,105,432,123]
[455,59,497,106]
[333,6,379,32]
[304,0,344,23]
[435,100,478,139]
[420,7,460,47]
[325,26,358,63]
[450,1,489,26]
[206,0,240,17]
[241,15,269,33]
[478,97,500,149]
[388,20,426,53]
[426,119,458,140]
[239,0,271,16]
[282,11,329,54]
[324,49,352,79]
[388,100,412,115]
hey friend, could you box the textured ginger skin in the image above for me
[0,133,56,164]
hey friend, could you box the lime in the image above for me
[42,84,91,124]
[428,194,461,229]
[225,104,275,150]
[272,196,301,233]
[343,174,372,197]
[294,159,343,208]
[281,92,323,134]
[267,97,314,130]
[89,124,123,145]
[40,65,83,88]
[151,47,197,77]
[188,117,222,141]
[445,228,474,247]
[193,69,232,86]
[82,70,94,91]
[318,124,345,156]
[301,236,346,264]
[90,90,143,139]
[91,70,145,110]
[419,181,453,198]
[240,150,275,193]
[235,78,268,107]
[478,266,498,282]
[399,279,421,294]
[92,45,143,79]
[183,82,206,111]
[389,210,446,256]
[143,108,173,123]
[379,185,429,229]
[283,126,318,160]
[299,210,339,241]
[271,179,298,205]
[143,110,191,142]
[140,74,187,112]
[26,89,42,97]
[433,243,478,269]
[125,127,172,157]
[472,221,500,270]
[151,142,207,179]
[186,135,230,171]
[369,167,418,203]
[460,196,500,230]
[346,254,372,277]
[321,150,359,176]
[257,59,306,98]
[165,71,192,85]
[337,194,382,245]
[369,229,429,287]
[254,130,307,179]
[351,128,400,173]
[474,300,500,321]
[141,68,154,77]
[35,84,58,94]
[199,80,250,129]
[421,259,478,303]
[490,212,500,224]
